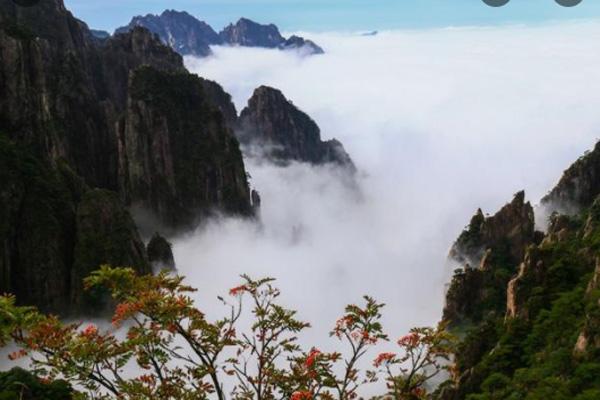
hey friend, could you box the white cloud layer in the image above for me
[179,22,600,374]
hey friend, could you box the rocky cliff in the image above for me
[121,66,252,229]
[449,191,536,267]
[116,12,324,57]
[439,146,600,400]
[541,141,600,214]
[443,191,537,326]
[220,18,324,55]
[0,0,253,313]
[220,17,283,48]
[238,86,355,169]
[90,29,109,40]
[0,134,149,315]
[280,35,324,55]
[147,233,176,272]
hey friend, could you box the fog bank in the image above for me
[178,22,600,361]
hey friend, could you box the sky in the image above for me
[65,0,600,33]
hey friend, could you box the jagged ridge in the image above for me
[115,11,324,57]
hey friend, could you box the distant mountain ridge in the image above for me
[115,10,324,57]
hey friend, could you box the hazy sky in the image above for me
[65,0,600,33]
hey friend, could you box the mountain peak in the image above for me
[542,140,600,215]
[219,18,284,48]
[115,10,220,56]
[115,11,324,57]
[238,86,354,169]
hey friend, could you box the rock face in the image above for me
[0,0,253,313]
[220,18,324,55]
[122,66,251,228]
[220,18,283,47]
[238,86,355,169]
[542,141,600,214]
[449,191,536,267]
[147,233,176,271]
[440,145,600,400]
[115,10,220,57]
[116,12,324,57]
[443,192,536,326]
[574,259,600,354]
[0,136,149,315]
[280,35,324,55]
[90,29,109,39]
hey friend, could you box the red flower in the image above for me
[291,391,312,400]
[373,352,396,367]
[398,332,420,347]
[229,285,248,296]
[334,315,355,331]
[7,349,27,361]
[112,302,140,326]
[305,348,321,368]
[81,324,98,337]
[138,374,156,385]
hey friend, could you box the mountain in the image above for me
[219,17,283,48]
[280,35,324,55]
[90,29,109,39]
[115,10,220,57]
[147,233,176,271]
[220,18,324,55]
[438,146,600,399]
[0,0,254,313]
[541,141,600,215]
[443,191,537,327]
[116,12,324,57]
[238,86,355,169]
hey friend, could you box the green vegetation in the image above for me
[0,368,72,400]
[443,207,600,400]
[0,132,149,314]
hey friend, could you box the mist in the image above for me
[177,20,600,357]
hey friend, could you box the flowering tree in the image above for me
[371,325,456,399]
[223,276,310,400]
[0,266,454,400]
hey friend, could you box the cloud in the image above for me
[180,22,600,390]
[178,22,600,394]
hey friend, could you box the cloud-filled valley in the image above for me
[7,0,600,395]
[175,21,600,359]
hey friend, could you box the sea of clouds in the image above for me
[5,20,600,396]
[179,21,600,350]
